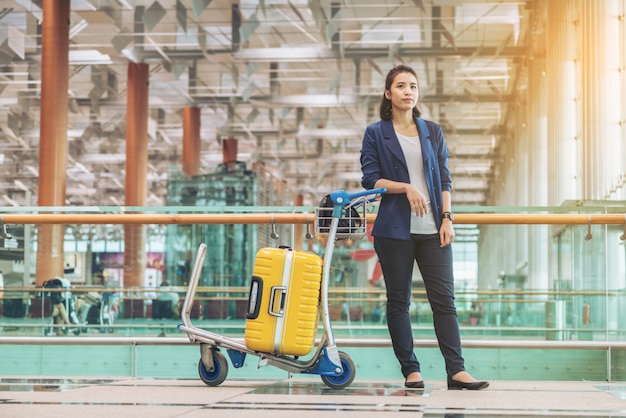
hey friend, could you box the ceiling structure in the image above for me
[0,0,533,208]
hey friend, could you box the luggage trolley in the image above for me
[178,188,385,389]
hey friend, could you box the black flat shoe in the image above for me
[447,377,489,390]
[404,380,425,389]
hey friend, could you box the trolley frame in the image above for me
[178,188,386,388]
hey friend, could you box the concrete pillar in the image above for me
[526,48,548,291]
[546,0,579,205]
[578,0,621,329]
[36,0,70,285]
[123,62,149,287]
[580,0,621,200]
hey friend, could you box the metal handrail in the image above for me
[0,212,625,225]
[1,336,626,350]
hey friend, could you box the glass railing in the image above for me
[0,202,624,344]
[0,286,623,341]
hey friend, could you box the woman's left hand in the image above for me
[439,221,455,247]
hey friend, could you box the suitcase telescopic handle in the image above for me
[268,286,287,317]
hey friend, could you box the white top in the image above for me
[396,132,438,234]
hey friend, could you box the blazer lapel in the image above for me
[415,118,431,166]
[381,119,407,168]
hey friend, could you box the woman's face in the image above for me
[385,71,419,114]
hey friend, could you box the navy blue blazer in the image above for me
[360,117,452,240]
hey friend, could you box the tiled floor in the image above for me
[1,377,626,417]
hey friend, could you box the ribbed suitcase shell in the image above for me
[244,247,323,356]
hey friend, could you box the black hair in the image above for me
[379,64,422,120]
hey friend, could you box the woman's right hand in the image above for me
[405,186,427,217]
[374,179,427,217]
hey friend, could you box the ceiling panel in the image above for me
[0,0,532,207]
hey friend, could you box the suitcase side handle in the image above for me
[246,276,263,320]
[269,286,287,317]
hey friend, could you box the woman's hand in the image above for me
[439,220,455,247]
[405,186,428,217]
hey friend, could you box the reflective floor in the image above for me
[1,377,626,417]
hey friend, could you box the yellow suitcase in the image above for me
[244,247,323,356]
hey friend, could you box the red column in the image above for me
[36,0,70,285]
[222,137,238,170]
[182,107,201,176]
[123,62,149,287]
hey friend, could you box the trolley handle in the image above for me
[328,188,386,218]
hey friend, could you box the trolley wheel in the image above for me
[321,351,356,390]
[198,350,228,387]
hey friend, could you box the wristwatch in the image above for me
[441,211,454,222]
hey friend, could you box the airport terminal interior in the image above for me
[1,0,626,416]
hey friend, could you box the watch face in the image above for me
[443,212,454,221]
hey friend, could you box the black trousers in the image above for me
[374,234,465,378]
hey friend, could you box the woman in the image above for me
[360,64,488,390]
